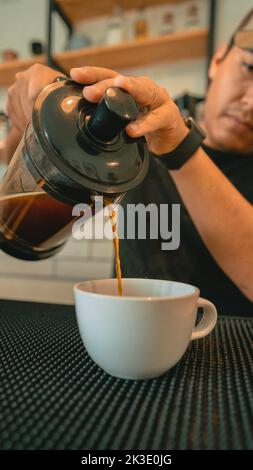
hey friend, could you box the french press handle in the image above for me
[87,86,139,143]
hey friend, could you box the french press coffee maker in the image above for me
[0,79,149,260]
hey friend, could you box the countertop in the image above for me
[0,299,252,450]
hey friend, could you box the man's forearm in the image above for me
[170,148,253,300]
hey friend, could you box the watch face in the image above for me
[186,116,206,139]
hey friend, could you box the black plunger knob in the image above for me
[87,87,139,143]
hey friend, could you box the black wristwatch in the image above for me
[156,117,206,170]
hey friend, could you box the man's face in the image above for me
[204,45,253,154]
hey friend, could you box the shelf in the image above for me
[0,29,207,87]
[0,55,46,87]
[55,0,185,24]
[56,29,208,71]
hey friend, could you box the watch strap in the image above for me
[157,117,206,170]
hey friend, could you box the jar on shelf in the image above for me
[65,32,92,50]
[106,4,125,45]
[1,49,18,62]
[134,5,149,39]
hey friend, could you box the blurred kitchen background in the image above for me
[0,0,252,304]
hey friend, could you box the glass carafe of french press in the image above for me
[0,79,149,260]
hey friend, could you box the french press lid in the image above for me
[25,79,149,205]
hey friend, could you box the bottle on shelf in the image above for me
[106,4,125,45]
[184,0,201,30]
[134,4,149,39]
[160,8,175,36]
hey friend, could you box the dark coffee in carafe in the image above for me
[0,192,74,259]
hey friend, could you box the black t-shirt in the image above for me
[118,144,253,317]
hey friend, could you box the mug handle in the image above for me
[191,298,217,340]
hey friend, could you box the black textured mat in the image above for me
[0,299,252,450]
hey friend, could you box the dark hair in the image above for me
[224,8,253,58]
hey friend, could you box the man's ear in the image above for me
[208,43,229,80]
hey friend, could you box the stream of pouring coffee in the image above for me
[104,197,123,296]
[110,209,123,296]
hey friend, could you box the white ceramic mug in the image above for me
[74,278,217,380]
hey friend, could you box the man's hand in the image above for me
[7,64,63,134]
[6,63,188,156]
[70,66,189,155]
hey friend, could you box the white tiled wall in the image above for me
[0,237,114,304]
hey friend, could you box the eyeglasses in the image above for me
[228,9,253,52]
